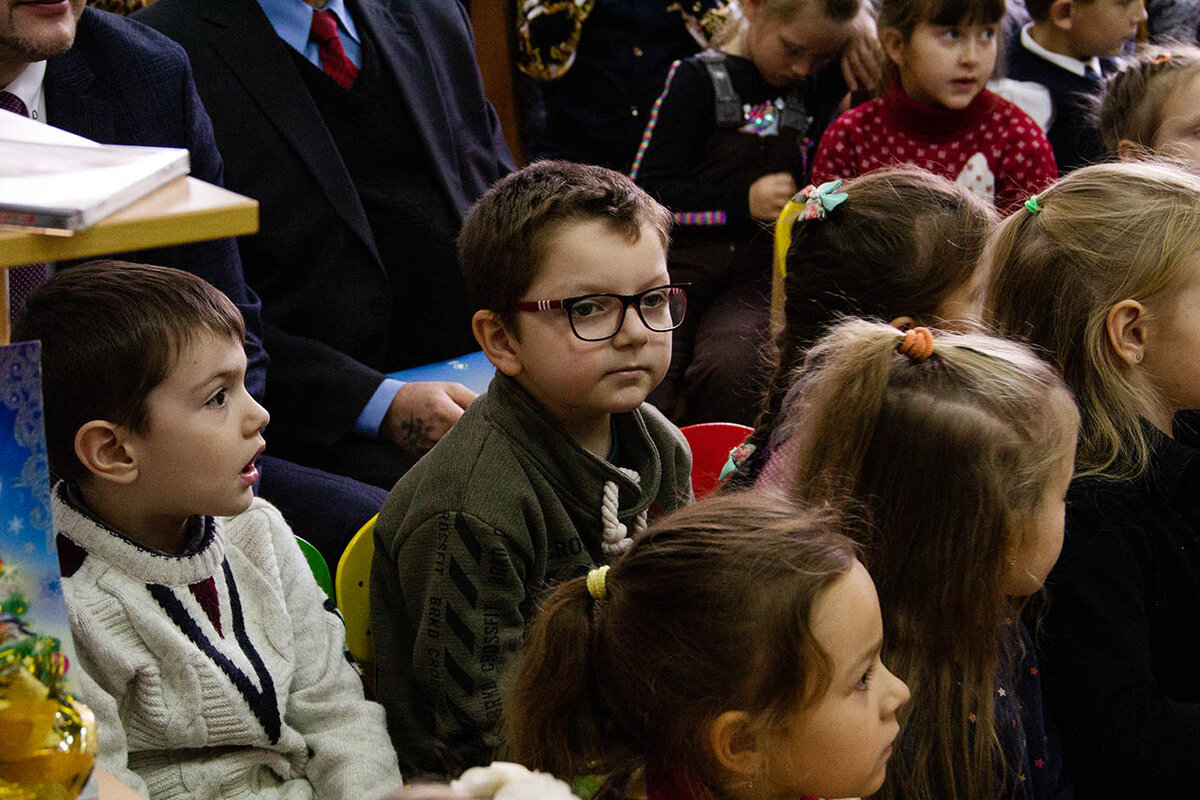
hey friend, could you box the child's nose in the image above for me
[882,664,911,716]
[245,395,271,435]
[790,54,816,79]
[612,302,651,344]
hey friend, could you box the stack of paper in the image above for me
[0,110,189,234]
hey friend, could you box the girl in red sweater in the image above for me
[812,0,1057,211]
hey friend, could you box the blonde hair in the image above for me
[778,318,1077,800]
[984,159,1200,479]
[1100,46,1200,153]
[714,0,861,45]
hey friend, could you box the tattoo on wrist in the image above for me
[398,413,435,452]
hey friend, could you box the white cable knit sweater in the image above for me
[54,487,402,799]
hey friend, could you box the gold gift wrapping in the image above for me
[0,695,98,800]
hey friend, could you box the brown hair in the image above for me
[502,492,859,794]
[740,167,995,485]
[879,0,1005,41]
[1099,46,1200,153]
[984,159,1200,479]
[13,260,246,482]
[457,160,673,331]
[775,318,1077,800]
[1023,0,1099,24]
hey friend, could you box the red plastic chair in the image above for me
[679,422,754,499]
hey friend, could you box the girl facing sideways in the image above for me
[812,0,1058,212]
[1099,45,1200,165]
[985,160,1200,798]
[503,492,910,800]
[631,0,876,425]
[762,318,1078,800]
[733,166,997,485]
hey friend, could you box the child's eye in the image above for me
[206,388,228,408]
[979,27,996,41]
[640,290,668,310]
[857,664,875,690]
[782,39,806,56]
[572,299,607,318]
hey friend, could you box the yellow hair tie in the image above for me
[586,565,610,601]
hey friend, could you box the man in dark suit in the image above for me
[1,0,386,567]
[136,0,515,489]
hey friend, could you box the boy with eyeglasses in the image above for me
[371,161,693,776]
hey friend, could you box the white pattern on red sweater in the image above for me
[812,86,1057,213]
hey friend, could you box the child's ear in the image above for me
[1116,138,1149,161]
[741,0,764,24]
[1105,299,1148,366]
[708,710,763,783]
[472,309,524,377]
[1049,0,1074,30]
[74,421,138,484]
[881,27,906,68]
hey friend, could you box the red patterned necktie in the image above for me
[309,10,359,90]
[0,91,50,324]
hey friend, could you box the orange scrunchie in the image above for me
[898,327,934,360]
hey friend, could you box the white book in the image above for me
[0,109,190,233]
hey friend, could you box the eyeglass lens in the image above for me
[569,286,687,341]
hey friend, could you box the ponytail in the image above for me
[502,575,629,780]
[737,168,994,487]
[766,318,1077,800]
[503,493,859,789]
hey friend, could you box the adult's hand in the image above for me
[841,5,886,93]
[380,381,477,457]
[749,172,799,221]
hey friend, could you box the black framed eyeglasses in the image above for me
[515,283,690,342]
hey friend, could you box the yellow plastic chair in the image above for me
[335,514,377,664]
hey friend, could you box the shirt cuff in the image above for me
[355,378,405,439]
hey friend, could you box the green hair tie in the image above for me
[1024,195,1042,215]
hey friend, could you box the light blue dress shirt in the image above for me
[255,0,362,69]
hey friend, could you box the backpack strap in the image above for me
[780,88,811,135]
[696,49,744,127]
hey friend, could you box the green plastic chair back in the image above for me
[296,535,334,600]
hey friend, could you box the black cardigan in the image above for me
[1036,426,1200,797]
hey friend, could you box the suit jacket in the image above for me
[44,7,269,400]
[135,0,514,454]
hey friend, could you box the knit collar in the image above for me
[881,76,998,142]
[483,372,664,519]
[1141,420,1200,500]
[53,482,225,586]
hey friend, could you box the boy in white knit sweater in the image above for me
[14,260,402,799]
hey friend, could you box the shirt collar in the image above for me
[255,0,360,56]
[1020,23,1102,79]
[3,60,47,123]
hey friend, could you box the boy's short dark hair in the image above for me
[1024,0,1093,24]
[457,160,673,330]
[13,260,246,482]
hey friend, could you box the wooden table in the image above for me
[0,176,258,342]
